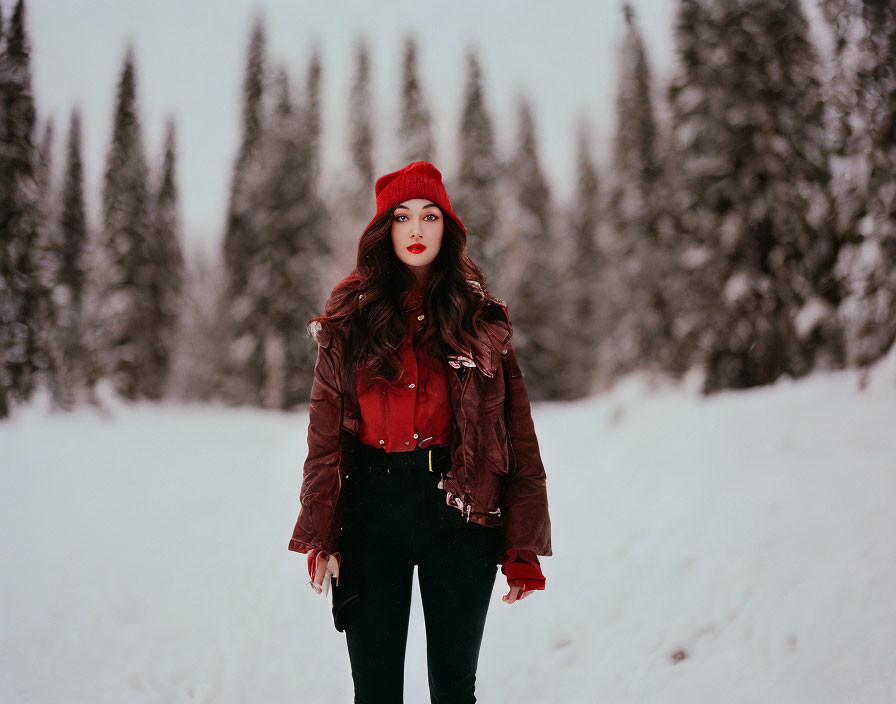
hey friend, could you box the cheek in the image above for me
[426,221,445,243]
[392,241,409,262]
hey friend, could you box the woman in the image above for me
[288,160,552,702]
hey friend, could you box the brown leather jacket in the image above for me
[287,296,552,560]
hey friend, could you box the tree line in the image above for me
[1,0,893,419]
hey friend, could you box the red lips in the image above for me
[407,244,426,253]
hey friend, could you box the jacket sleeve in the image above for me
[500,547,547,591]
[288,335,344,555]
[500,340,552,557]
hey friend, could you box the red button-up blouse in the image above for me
[349,278,544,591]
[356,277,451,452]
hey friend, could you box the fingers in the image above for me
[313,554,328,589]
[323,554,341,595]
[502,585,522,603]
[307,550,328,595]
[308,551,341,596]
[327,554,340,586]
[502,586,537,604]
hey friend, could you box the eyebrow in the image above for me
[394,202,439,210]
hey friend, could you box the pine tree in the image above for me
[662,0,720,376]
[666,0,843,393]
[305,43,322,184]
[221,15,268,405]
[252,66,304,409]
[821,0,896,370]
[347,37,375,216]
[144,117,184,400]
[453,48,500,276]
[558,120,605,399]
[35,117,54,210]
[398,36,434,165]
[498,95,563,399]
[33,114,69,408]
[54,106,90,409]
[281,50,332,409]
[607,3,674,377]
[0,0,47,418]
[323,36,377,286]
[85,44,154,401]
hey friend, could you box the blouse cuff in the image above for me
[500,547,546,589]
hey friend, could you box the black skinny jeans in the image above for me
[330,444,503,704]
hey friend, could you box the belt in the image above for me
[352,442,451,473]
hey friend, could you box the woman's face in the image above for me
[391,198,444,279]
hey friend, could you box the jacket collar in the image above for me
[471,310,511,378]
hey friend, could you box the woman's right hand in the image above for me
[307,549,341,596]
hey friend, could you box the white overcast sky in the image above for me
[15,0,827,254]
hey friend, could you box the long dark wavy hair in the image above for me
[307,204,508,393]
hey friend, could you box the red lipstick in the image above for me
[407,244,426,254]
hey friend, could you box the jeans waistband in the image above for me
[353,442,452,472]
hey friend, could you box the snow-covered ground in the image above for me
[2,360,895,703]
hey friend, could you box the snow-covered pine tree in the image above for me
[321,36,377,289]
[251,69,292,410]
[497,95,563,400]
[144,117,184,401]
[32,114,70,409]
[35,117,55,219]
[666,0,843,394]
[347,37,375,216]
[662,0,719,378]
[557,120,605,399]
[220,15,268,405]
[607,3,674,378]
[252,64,328,410]
[53,106,91,410]
[398,36,435,165]
[0,0,49,418]
[304,43,322,186]
[452,49,500,275]
[820,0,896,370]
[83,45,155,402]
[280,49,332,410]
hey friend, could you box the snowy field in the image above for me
[2,356,895,703]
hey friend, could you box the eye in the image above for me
[424,213,439,221]
[393,214,408,222]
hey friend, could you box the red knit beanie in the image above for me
[364,160,466,235]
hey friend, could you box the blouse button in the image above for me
[413,433,419,439]
[408,383,415,388]
[417,314,425,321]
[404,441,410,445]
[379,439,385,445]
